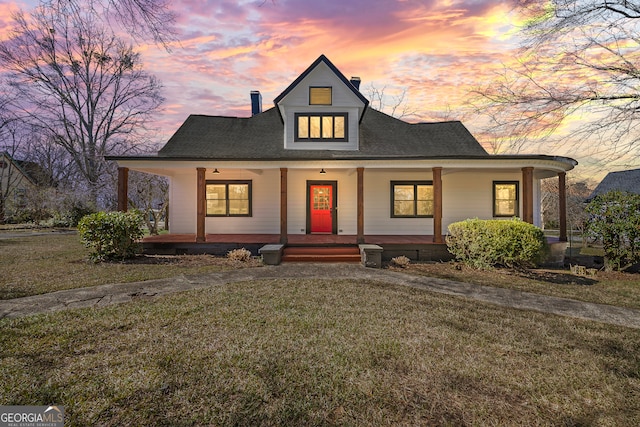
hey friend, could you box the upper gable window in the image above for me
[309,87,332,105]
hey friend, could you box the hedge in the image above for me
[446,218,548,269]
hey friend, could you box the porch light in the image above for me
[320,168,327,174]
[212,168,220,174]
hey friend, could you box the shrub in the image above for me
[390,255,411,268]
[77,210,144,261]
[227,248,252,262]
[446,218,548,269]
[586,190,640,271]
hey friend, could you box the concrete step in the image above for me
[282,246,361,263]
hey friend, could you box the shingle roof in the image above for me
[157,107,489,159]
[589,168,640,199]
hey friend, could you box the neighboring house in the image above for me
[0,152,47,220]
[109,55,576,260]
[588,168,640,200]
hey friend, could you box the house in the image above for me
[0,152,49,221]
[588,168,640,200]
[109,55,577,263]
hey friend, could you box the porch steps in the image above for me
[281,246,361,263]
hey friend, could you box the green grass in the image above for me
[1,279,638,426]
[0,234,259,299]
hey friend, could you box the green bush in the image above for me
[586,190,640,271]
[77,210,144,261]
[446,218,548,269]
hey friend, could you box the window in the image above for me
[295,113,347,141]
[309,87,332,105]
[14,188,26,209]
[391,181,433,218]
[205,181,251,216]
[493,181,518,217]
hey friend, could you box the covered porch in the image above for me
[140,233,453,261]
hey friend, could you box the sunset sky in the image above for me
[1,0,633,181]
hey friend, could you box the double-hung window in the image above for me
[493,181,518,217]
[391,181,434,218]
[206,181,251,217]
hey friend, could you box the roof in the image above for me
[156,107,490,160]
[1,152,53,187]
[589,168,640,199]
[273,54,369,121]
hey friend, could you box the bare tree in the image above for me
[541,177,594,241]
[366,84,417,119]
[475,1,640,160]
[0,3,164,206]
[44,0,177,47]
[128,171,169,234]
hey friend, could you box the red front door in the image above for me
[310,184,333,233]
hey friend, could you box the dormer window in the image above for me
[309,87,332,105]
[295,113,347,141]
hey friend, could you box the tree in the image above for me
[586,190,640,271]
[0,3,164,206]
[541,177,594,241]
[128,171,169,235]
[366,84,416,119]
[44,0,177,47]
[475,1,640,160]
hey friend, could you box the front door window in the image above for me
[310,184,334,233]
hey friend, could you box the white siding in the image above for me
[442,170,522,232]
[205,169,280,234]
[364,171,434,235]
[286,169,357,234]
[169,169,280,234]
[169,172,196,233]
[279,62,363,151]
[168,167,537,236]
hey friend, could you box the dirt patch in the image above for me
[101,254,263,268]
[393,260,640,288]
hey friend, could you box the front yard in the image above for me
[2,233,640,310]
[1,278,639,426]
[1,232,639,425]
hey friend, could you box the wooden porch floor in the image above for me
[142,234,440,245]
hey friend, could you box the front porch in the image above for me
[141,233,452,262]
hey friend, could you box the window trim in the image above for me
[294,113,348,142]
[493,181,519,217]
[309,86,332,105]
[205,180,252,217]
[390,181,434,218]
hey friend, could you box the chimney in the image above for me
[250,90,262,116]
[350,77,361,90]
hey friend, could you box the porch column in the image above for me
[558,171,567,242]
[117,167,128,212]
[196,167,206,243]
[280,168,288,244]
[357,167,364,244]
[433,167,443,243]
[522,167,534,224]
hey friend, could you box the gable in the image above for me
[273,55,368,115]
[274,55,368,151]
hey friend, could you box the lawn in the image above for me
[3,233,640,312]
[1,279,639,426]
[1,233,639,425]
[0,233,260,299]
